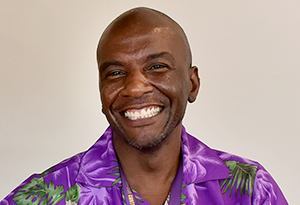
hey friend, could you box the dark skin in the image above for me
[97,8,200,205]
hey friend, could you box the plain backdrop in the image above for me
[1,1,299,203]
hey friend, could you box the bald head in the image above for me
[97,7,192,67]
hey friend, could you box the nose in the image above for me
[120,72,153,98]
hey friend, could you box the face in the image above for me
[97,24,199,150]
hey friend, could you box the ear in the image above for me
[101,105,105,114]
[188,66,200,103]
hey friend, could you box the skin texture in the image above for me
[97,7,200,205]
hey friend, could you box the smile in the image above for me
[124,106,162,120]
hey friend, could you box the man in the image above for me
[1,7,287,205]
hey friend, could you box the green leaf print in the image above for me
[181,185,187,205]
[13,177,65,205]
[107,165,121,186]
[66,183,81,203]
[111,176,122,186]
[107,158,122,186]
[131,188,145,203]
[39,166,56,177]
[166,193,171,203]
[220,161,257,197]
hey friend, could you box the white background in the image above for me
[1,1,299,203]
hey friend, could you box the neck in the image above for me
[113,125,182,204]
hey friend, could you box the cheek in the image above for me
[149,71,190,102]
[100,83,123,110]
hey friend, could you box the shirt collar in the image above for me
[75,127,122,187]
[181,126,230,184]
[75,126,230,187]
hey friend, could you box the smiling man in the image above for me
[1,7,287,205]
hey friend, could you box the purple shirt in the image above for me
[1,126,288,204]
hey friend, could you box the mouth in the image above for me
[123,106,162,121]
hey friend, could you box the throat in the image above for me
[121,158,183,205]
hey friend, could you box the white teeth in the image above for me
[141,109,146,119]
[124,107,162,120]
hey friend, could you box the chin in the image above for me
[127,134,167,150]
[124,125,176,151]
[110,108,183,151]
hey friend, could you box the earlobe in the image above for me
[188,66,200,103]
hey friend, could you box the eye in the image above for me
[147,64,170,74]
[150,64,168,70]
[108,70,123,76]
[105,70,125,80]
[151,64,165,69]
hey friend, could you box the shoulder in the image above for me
[0,152,85,205]
[213,149,288,204]
[183,130,288,204]
[214,149,260,167]
[43,152,85,176]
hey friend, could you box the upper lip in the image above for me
[118,103,163,113]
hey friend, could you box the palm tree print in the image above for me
[220,160,257,197]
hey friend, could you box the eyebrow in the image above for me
[99,52,176,71]
[99,61,123,71]
[146,52,175,65]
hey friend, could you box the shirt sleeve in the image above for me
[0,173,41,205]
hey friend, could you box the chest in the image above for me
[76,181,252,205]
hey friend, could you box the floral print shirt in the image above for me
[1,126,288,205]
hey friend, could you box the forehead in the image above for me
[98,26,190,69]
[97,8,191,67]
[99,26,178,58]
